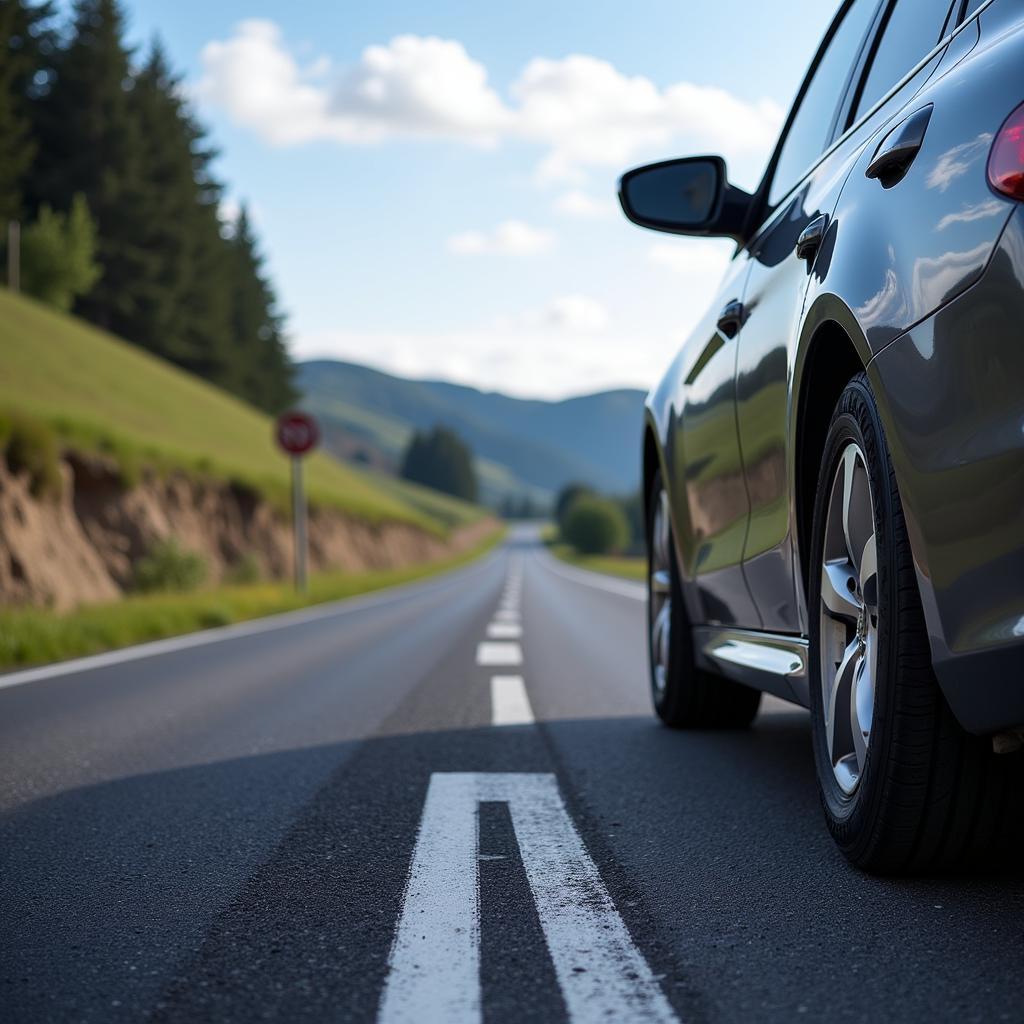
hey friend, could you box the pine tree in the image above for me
[28,0,151,332]
[225,205,295,412]
[0,0,57,224]
[401,426,478,502]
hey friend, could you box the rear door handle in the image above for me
[866,104,933,186]
[795,214,828,263]
[716,299,747,338]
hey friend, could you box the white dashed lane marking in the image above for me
[490,676,533,726]
[378,773,678,1024]
[476,642,523,666]
[487,622,522,639]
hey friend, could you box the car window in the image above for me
[767,0,879,207]
[852,0,954,120]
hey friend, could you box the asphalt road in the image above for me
[2,525,1022,1023]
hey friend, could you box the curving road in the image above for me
[1,525,1021,1022]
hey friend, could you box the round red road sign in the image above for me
[275,410,320,456]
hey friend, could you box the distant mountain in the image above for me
[297,360,646,506]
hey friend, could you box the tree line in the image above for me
[0,0,295,413]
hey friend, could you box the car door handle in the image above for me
[716,299,747,338]
[795,214,829,263]
[866,104,933,186]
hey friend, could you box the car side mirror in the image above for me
[618,156,752,242]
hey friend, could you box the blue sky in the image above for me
[116,0,835,397]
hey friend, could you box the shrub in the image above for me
[554,482,595,530]
[224,553,262,585]
[133,539,207,593]
[20,194,101,312]
[561,494,629,555]
[4,413,63,499]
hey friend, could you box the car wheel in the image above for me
[809,373,1020,872]
[647,469,761,729]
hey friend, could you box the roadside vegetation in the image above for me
[546,482,646,580]
[0,529,504,670]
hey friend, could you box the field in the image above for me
[0,290,481,532]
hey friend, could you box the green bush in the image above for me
[4,413,63,499]
[224,552,262,585]
[561,494,629,555]
[20,194,101,312]
[554,482,595,530]
[133,539,207,593]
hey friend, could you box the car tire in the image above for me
[647,469,761,729]
[809,373,1022,873]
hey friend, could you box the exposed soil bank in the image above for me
[0,452,494,610]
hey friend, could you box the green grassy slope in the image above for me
[0,290,480,530]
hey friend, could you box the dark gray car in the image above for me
[620,0,1024,872]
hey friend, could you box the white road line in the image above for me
[487,622,522,639]
[490,676,533,726]
[476,642,522,666]
[539,552,645,600]
[0,552,507,692]
[495,609,519,622]
[378,773,677,1024]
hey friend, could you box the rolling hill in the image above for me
[297,360,646,506]
[0,290,481,532]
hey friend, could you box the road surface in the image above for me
[2,526,1021,1022]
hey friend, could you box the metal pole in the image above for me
[7,221,20,292]
[292,455,308,593]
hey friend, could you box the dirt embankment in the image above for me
[0,452,494,610]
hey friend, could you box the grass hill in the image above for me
[297,360,646,505]
[0,290,480,532]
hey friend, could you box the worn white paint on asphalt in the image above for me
[487,622,522,639]
[494,609,519,622]
[378,773,678,1024]
[490,676,533,726]
[476,642,523,666]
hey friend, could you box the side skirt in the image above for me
[693,627,810,708]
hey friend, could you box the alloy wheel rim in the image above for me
[650,489,673,700]
[819,442,879,795]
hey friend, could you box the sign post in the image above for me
[275,410,319,593]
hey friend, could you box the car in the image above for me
[619,0,1024,873]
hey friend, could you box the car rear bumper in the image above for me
[868,208,1024,735]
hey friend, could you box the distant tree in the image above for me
[554,482,594,530]
[0,0,57,224]
[28,0,150,333]
[225,204,296,412]
[616,489,645,555]
[401,426,478,502]
[20,193,100,310]
[561,494,629,555]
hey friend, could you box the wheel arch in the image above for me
[793,318,865,605]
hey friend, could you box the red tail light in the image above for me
[989,102,1024,200]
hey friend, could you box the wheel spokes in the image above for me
[825,637,860,763]
[859,532,878,610]
[821,560,861,623]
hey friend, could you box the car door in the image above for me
[733,0,959,633]
[666,252,759,628]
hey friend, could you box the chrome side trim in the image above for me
[694,627,810,708]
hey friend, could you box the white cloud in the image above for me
[198,23,783,181]
[510,54,782,182]
[447,220,554,256]
[199,23,508,146]
[554,190,616,219]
